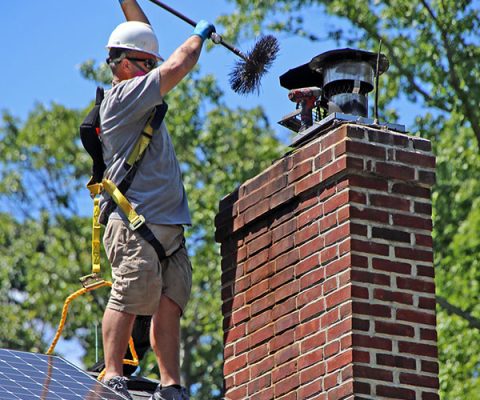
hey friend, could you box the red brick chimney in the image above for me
[215,123,439,400]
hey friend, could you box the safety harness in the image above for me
[79,87,169,264]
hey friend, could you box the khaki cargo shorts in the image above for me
[103,219,192,316]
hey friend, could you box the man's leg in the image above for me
[102,308,136,381]
[150,295,182,386]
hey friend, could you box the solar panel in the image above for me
[0,348,126,399]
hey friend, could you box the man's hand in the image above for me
[191,20,216,42]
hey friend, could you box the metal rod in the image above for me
[374,40,383,124]
[146,0,248,61]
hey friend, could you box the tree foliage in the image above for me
[219,0,480,397]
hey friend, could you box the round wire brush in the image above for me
[229,35,280,95]
[147,0,280,95]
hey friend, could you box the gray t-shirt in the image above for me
[99,70,191,225]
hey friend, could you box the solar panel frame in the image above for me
[0,348,127,400]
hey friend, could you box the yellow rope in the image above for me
[47,280,139,380]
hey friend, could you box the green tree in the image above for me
[0,64,282,399]
[218,0,480,397]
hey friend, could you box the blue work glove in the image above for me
[192,20,216,42]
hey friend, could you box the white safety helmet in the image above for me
[107,21,163,60]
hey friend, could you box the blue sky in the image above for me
[0,0,340,146]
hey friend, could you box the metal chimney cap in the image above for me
[309,48,389,75]
[279,47,389,90]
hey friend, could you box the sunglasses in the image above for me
[126,57,158,71]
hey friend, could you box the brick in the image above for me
[247,231,272,256]
[248,373,271,395]
[376,354,416,370]
[353,334,392,351]
[353,302,392,318]
[293,141,320,164]
[393,214,433,230]
[299,236,325,260]
[297,282,322,308]
[416,233,433,247]
[246,280,270,303]
[274,374,300,398]
[275,311,300,335]
[372,258,412,275]
[414,202,432,215]
[327,349,353,373]
[422,360,439,374]
[295,171,322,196]
[374,288,413,305]
[353,381,371,395]
[376,385,416,400]
[314,148,334,170]
[351,270,390,286]
[392,183,431,198]
[395,247,433,262]
[271,266,295,291]
[326,286,351,309]
[398,341,438,358]
[324,190,349,215]
[250,355,275,379]
[327,318,352,342]
[419,170,436,185]
[352,318,370,331]
[321,308,340,329]
[346,140,386,159]
[288,159,313,184]
[372,227,411,243]
[275,279,300,304]
[350,206,389,224]
[250,325,275,348]
[351,254,368,268]
[422,392,440,400]
[271,329,295,353]
[400,373,439,389]
[251,293,275,316]
[248,343,269,364]
[225,322,246,343]
[301,331,327,353]
[224,353,247,376]
[251,261,275,285]
[272,359,297,383]
[325,223,350,246]
[326,255,351,276]
[273,297,297,321]
[272,218,297,243]
[248,310,272,333]
[353,365,393,382]
[395,150,436,168]
[270,186,296,210]
[295,253,320,276]
[299,297,326,322]
[295,222,320,246]
[300,266,326,290]
[397,277,435,293]
[298,348,324,370]
[327,380,354,400]
[417,265,435,278]
[397,309,436,325]
[276,249,300,272]
[225,384,247,400]
[370,194,410,211]
[269,235,295,260]
[421,328,437,341]
[298,203,323,229]
[375,162,415,180]
[375,321,415,337]
[275,343,300,366]
[348,175,389,191]
[250,387,274,400]
[244,198,270,225]
[351,238,390,256]
[246,249,270,272]
[296,318,321,340]
[298,378,324,400]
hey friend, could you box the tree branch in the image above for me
[436,295,480,331]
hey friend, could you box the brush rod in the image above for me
[147,0,248,61]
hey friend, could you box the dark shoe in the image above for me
[105,376,133,400]
[150,384,189,400]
